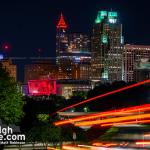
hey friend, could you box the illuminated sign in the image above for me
[28,80,56,96]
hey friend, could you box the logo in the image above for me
[0,121,25,144]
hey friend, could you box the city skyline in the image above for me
[0,0,149,57]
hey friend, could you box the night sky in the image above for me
[0,0,150,58]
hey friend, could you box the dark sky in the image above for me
[0,0,150,57]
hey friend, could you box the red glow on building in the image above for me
[28,80,56,96]
[2,42,11,52]
[57,12,67,29]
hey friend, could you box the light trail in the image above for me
[75,113,150,126]
[54,104,150,126]
[52,80,150,116]
[136,141,150,145]
[101,119,150,127]
[144,133,150,137]
[62,145,89,150]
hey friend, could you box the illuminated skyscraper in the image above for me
[91,10,123,82]
[56,13,91,80]
[56,13,71,78]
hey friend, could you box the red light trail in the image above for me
[101,119,150,127]
[75,113,150,126]
[53,79,150,116]
[54,104,150,126]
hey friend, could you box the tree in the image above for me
[0,65,24,124]
[26,121,61,149]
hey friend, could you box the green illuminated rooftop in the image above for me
[95,10,107,24]
[95,10,118,24]
[99,11,107,18]
[95,17,101,24]
[108,12,118,18]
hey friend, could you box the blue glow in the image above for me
[0,54,4,60]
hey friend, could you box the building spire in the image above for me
[57,12,67,29]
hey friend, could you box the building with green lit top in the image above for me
[91,10,124,82]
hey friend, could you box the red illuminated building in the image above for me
[28,80,56,96]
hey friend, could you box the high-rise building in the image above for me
[123,44,150,82]
[91,10,123,82]
[0,59,17,80]
[56,13,91,80]
[56,13,70,78]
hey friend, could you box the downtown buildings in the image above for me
[91,11,150,83]
[24,13,91,98]
[22,10,150,98]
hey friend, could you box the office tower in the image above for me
[123,44,150,82]
[91,10,123,82]
[56,13,91,80]
[0,59,17,80]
